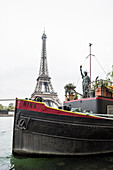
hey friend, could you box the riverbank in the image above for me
[0,113,14,117]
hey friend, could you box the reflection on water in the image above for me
[10,154,113,170]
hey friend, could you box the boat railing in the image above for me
[70,107,113,119]
[91,113,113,120]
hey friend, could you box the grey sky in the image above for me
[0,0,113,105]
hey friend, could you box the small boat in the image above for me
[12,94,113,156]
[0,109,8,115]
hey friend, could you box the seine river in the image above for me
[1,117,113,170]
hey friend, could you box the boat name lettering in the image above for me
[23,101,36,109]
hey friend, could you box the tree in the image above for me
[64,83,76,100]
[8,103,14,110]
[0,104,3,110]
[107,65,113,82]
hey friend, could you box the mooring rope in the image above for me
[94,56,107,77]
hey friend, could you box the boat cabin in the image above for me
[63,79,113,115]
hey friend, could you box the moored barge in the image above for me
[12,40,113,156]
[12,93,113,156]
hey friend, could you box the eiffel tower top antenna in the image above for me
[31,32,61,107]
[39,30,49,77]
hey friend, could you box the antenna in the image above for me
[89,43,92,84]
[86,43,95,89]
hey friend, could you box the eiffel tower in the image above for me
[31,31,61,107]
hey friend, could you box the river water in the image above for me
[1,117,113,170]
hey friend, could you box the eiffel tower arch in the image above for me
[31,31,62,107]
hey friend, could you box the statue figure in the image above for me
[80,65,90,98]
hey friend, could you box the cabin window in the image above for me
[107,105,113,114]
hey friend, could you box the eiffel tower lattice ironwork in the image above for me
[31,31,61,107]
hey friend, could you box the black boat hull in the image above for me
[12,99,113,156]
[13,129,113,156]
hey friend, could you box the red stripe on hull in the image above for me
[16,99,102,119]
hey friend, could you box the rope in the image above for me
[94,56,107,76]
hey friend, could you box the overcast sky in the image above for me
[0,0,113,105]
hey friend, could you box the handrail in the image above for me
[93,113,113,117]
